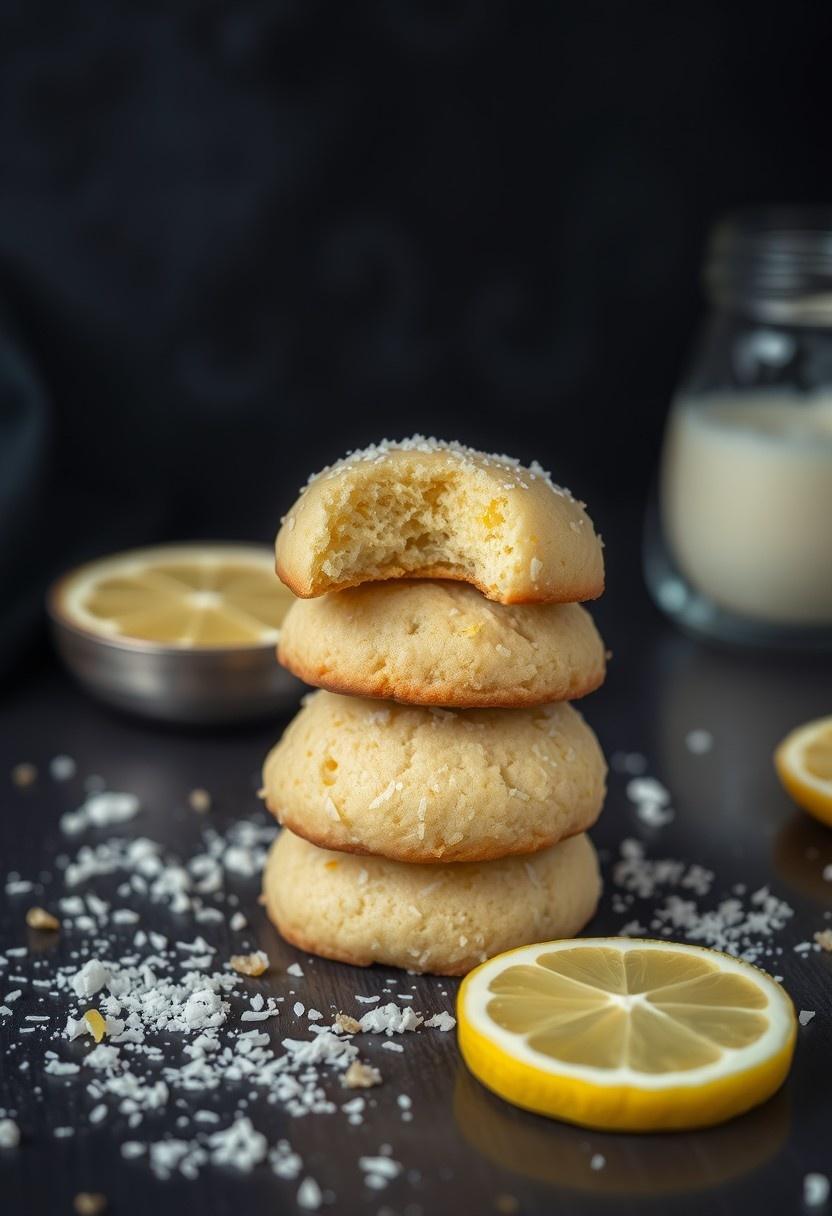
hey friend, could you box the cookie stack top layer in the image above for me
[276,436,604,604]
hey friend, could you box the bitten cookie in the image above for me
[263,828,601,975]
[261,690,607,863]
[275,437,604,605]
[278,580,606,707]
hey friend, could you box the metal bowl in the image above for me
[48,545,304,725]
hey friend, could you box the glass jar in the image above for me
[645,209,832,649]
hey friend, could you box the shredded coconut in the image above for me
[424,1012,456,1032]
[804,1174,830,1207]
[358,1003,423,1036]
[297,1177,323,1210]
[613,839,792,963]
[61,792,141,836]
[368,782,396,810]
[50,756,77,782]
[0,1119,20,1148]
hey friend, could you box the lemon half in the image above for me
[775,716,832,827]
[52,543,293,649]
[457,937,796,1132]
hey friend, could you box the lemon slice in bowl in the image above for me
[49,544,300,723]
[52,543,293,648]
[457,937,796,1132]
[775,716,832,827]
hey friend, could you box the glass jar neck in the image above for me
[705,209,832,326]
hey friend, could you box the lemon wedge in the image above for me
[53,544,293,648]
[775,716,832,827]
[457,937,795,1132]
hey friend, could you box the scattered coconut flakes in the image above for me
[50,755,77,782]
[270,1140,302,1179]
[6,879,34,896]
[814,929,832,952]
[206,1116,267,1170]
[359,1153,402,1190]
[381,1042,403,1053]
[626,776,674,827]
[230,951,269,977]
[804,1174,830,1207]
[799,1010,816,1026]
[354,994,380,1004]
[358,1004,423,1036]
[61,792,140,836]
[590,1153,606,1171]
[286,962,304,978]
[0,1119,20,1148]
[84,1044,120,1071]
[45,1060,80,1076]
[613,839,792,964]
[297,1177,323,1210]
[72,960,110,999]
[25,907,60,931]
[424,1012,456,1032]
[342,1061,382,1089]
[229,912,247,931]
[685,729,713,755]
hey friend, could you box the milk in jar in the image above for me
[661,392,832,625]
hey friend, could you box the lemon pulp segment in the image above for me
[56,544,293,648]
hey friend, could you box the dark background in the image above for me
[2,0,832,674]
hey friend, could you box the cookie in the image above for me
[278,580,606,707]
[261,690,607,863]
[275,437,604,605]
[263,828,601,975]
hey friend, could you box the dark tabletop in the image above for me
[1,545,831,1216]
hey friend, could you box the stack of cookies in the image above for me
[261,437,608,976]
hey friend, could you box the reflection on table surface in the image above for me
[773,811,832,906]
[454,1064,789,1198]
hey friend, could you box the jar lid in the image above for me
[705,208,832,324]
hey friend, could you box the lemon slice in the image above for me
[775,716,832,827]
[457,937,796,1132]
[52,544,294,649]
